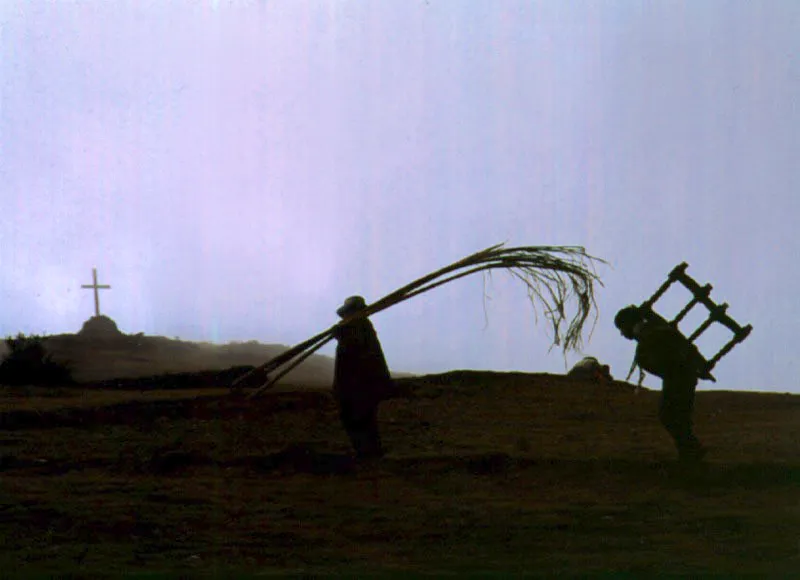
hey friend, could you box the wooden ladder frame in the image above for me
[637,262,753,382]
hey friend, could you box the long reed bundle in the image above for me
[233,243,605,398]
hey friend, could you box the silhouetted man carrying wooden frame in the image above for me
[615,262,752,464]
[615,305,708,463]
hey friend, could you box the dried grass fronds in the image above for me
[235,243,605,397]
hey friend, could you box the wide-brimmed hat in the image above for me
[336,295,367,318]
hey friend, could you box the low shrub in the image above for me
[0,333,74,386]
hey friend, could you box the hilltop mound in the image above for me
[77,315,124,339]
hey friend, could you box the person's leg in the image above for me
[340,398,383,459]
[659,375,704,461]
[338,399,361,453]
[348,405,383,460]
[359,407,383,459]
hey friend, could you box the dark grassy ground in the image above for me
[0,371,798,576]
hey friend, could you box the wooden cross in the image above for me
[81,268,111,317]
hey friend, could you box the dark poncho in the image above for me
[635,319,707,380]
[332,317,392,402]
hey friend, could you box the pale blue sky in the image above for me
[1,1,798,392]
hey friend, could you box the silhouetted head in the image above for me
[614,305,645,340]
[336,295,367,318]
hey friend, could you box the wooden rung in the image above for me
[672,295,700,325]
[687,317,715,343]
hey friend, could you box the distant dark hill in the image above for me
[13,333,415,386]
[26,333,340,385]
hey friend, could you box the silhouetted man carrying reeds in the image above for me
[332,296,393,461]
[615,305,708,463]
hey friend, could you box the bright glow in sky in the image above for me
[1,1,798,392]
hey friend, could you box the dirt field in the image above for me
[0,371,798,576]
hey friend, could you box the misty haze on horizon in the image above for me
[1,2,798,392]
